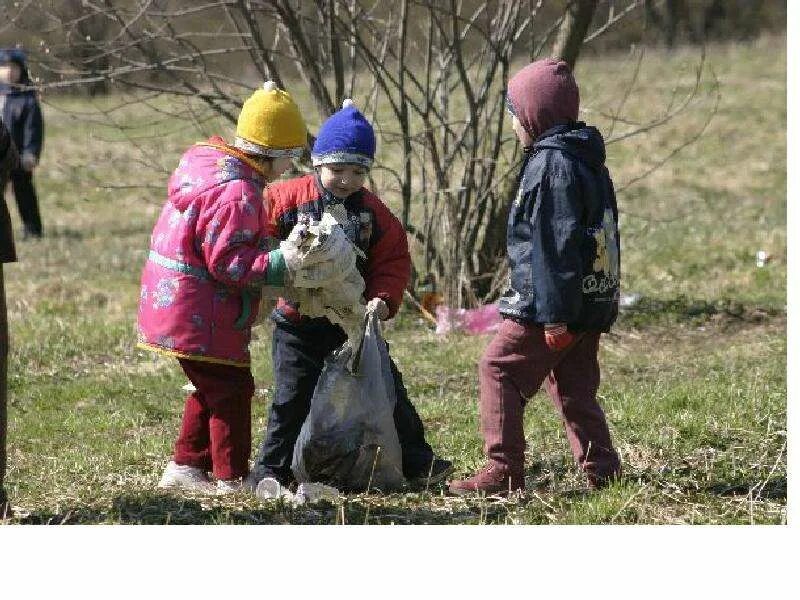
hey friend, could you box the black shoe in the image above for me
[407,457,454,488]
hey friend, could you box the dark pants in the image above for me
[174,358,255,480]
[480,318,620,486]
[4,169,42,237]
[0,265,8,511]
[250,316,434,485]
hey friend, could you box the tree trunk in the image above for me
[551,0,599,69]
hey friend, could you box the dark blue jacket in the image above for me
[497,122,620,332]
[0,48,43,161]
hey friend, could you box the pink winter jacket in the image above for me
[137,138,284,367]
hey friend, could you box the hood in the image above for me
[167,140,264,211]
[0,48,33,94]
[533,122,607,171]
[507,58,579,140]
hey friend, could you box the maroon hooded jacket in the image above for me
[265,174,410,322]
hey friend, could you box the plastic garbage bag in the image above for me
[291,308,405,492]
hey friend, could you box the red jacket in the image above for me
[265,174,410,321]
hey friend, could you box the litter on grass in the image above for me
[435,303,501,335]
[619,292,642,309]
[254,478,340,506]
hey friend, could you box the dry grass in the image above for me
[2,37,785,524]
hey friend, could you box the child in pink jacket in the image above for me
[137,82,353,494]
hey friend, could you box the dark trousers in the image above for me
[174,358,255,480]
[250,316,434,485]
[0,265,8,511]
[4,169,42,237]
[480,318,620,487]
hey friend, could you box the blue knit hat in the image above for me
[311,99,376,169]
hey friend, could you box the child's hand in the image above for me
[367,297,390,320]
[544,323,574,351]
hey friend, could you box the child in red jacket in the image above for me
[248,100,452,493]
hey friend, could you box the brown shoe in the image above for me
[448,463,525,496]
[586,468,621,490]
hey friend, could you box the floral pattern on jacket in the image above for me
[137,138,276,366]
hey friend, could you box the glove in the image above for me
[366,297,390,320]
[21,153,37,172]
[544,323,575,352]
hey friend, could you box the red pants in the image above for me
[479,318,620,486]
[174,359,254,480]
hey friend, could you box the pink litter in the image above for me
[435,303,502,335]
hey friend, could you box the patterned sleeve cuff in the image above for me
[265,249,287,286]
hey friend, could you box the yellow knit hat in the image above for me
[234,81,307,158]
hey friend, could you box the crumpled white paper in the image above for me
[258,209,367,341]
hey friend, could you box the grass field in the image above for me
[2,36,786,524]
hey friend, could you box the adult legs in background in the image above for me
[0,264,9,514]
[10,169,42,238]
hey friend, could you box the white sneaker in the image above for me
[216,479,245,495]
[254,477,293,501]
[157,461,216,494]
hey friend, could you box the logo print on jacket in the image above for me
[582,209,619,294]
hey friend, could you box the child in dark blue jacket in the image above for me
[450,59,621,495]
[0,48,44,238]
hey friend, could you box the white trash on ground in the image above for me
[254,477,340,506]
[293,482,341,505]
[619,292,642,309]
[255,476,294,501]
[755,250,771,267]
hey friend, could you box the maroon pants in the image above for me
[479,318,620,486]
[174,359,254,480]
